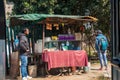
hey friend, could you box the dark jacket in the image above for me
[18,33,29,55]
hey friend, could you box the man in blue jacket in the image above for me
[95,30,108,70]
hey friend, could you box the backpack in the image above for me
[99,38,108,51]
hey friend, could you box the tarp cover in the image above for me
[10,14,98,27]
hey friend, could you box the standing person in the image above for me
[13,35,19,51]
[95,30,108,70]
[18,28,32,80]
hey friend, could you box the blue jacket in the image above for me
[95,34,108,51]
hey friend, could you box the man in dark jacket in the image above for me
[18,28,32,80]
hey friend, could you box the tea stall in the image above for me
[8,14,98,76]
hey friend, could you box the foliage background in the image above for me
[7,0,111,59]
[8,0,110,35]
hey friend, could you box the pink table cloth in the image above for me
[42,50,88,70]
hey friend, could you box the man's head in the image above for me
[22,28,29,35]
[97,30,102,34]
[95,30,102,36]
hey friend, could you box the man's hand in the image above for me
[26,49,30,54]
[26,49,29,52]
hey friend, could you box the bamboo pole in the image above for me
[42,24,45,53]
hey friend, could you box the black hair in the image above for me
[94,30,102,36]
[97,30,102,34]
[22,27,29,33]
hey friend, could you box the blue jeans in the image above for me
[98,50,107,68]
[20,55,28,77]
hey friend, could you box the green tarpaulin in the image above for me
[10,14,98,27]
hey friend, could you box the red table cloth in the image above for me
[42,50,88,70]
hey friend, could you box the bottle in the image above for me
[88,62,91,71]
[66,41,69,46]
[68,28,71,35]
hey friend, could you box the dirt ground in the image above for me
[6,62,111,80]
[29,62,111,80]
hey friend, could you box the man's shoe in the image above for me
[105,67,108,70]
[22,77,27,80]
[98,67,103,70]
[27,76,32,79]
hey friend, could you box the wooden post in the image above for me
[41,24,45,76]
[72,67,76,73]
[42,24,45,53]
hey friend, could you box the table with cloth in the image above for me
[42,50,88,70]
